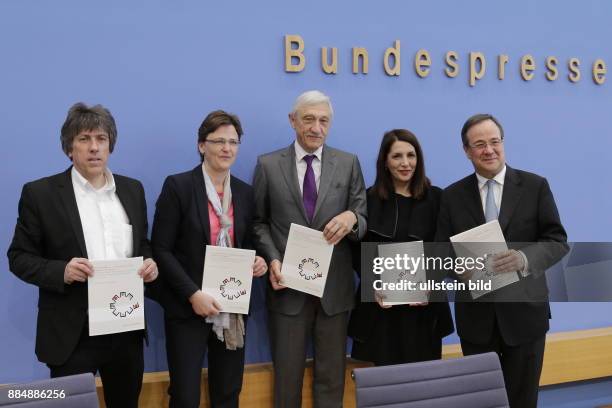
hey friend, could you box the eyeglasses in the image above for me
[205,138,241,147]
[468,138,503,150]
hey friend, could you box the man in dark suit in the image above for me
[7,103,158,408]
[435,113,568,408]
[253,90,367,407]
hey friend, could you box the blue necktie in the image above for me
[303,155,317,222]
[485,179,498,222]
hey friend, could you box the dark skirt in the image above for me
[350,304,443,366]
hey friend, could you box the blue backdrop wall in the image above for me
[1,0,611,397]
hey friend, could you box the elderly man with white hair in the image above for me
[253,90,367,407]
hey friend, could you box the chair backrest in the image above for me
[353,352,509,408]
[0,373,99,407]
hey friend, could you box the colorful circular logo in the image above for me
[109,292,140,317]
[298,258,323,280]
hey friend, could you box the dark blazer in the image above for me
[151,166,255,319]
[435,166,568,345]
[348,186,454,343]
[252,144,367,316]
[7,167,152,366]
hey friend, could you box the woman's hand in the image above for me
[189,290,221,317]
[252,256,268,277]
[375,291,392,309]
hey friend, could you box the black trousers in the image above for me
[48,328,144,408]
[165,316,245,408]
[460,323,546,408]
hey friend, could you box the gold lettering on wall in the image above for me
[568,58,581,82]
[592,59,606,85]
[383,40,401,76]
[469,52,486,86]
[352,47,369,74]
[520,55,536,81]
[546,56,559,81]
[445,51,459,78]
[282,34,607,87]
[498,55,509,80]
[321,47,338,74]
[414,49,431,78]
[284,35,305,72]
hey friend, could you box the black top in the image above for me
[395,195,414,241]
[151,166,255,319]
[435,166,568,346]
[348,186,454,365]
[7,167,153,365]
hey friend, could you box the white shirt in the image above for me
[294,141,322,194]
[71,167,132,260]
[475,165,506,214]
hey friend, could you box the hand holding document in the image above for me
[88,257,144,336]
[281,223,334,297]
[377,241,428,305]
[201,246,255,314]
[450,220,519,299]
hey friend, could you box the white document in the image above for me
[450,220,518,299]
[378,241,428,305]
[88,257,144,336]
[281,223,334,298]
[202,246,255,314]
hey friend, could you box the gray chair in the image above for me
[353,352,509,408]
[0,373,99,407]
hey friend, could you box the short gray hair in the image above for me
[60,102,118,156]
[291,90,334,117]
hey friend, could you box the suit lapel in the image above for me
[498,166,523,233]
[114,176,139,253]
[56,168,88,257]
[313,145,337,221]
[279,145,308,222]
[192,166,211,244]
[463,174,486,226]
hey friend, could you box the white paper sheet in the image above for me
[450,220,518,299]
[201,246,255,314]
[281,223,334,298]
[88,257,144,336]
[377,241,428,305]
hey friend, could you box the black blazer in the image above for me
[7,168,152,366]
[435,166,568,346]
[151,166,255,319]
[348,186,454,343]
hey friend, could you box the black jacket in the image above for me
[7,168,153,365]
[151,166,255,319]
[348,186,454,343]
[435,166,568,345]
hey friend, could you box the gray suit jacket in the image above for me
[253,143,367,316]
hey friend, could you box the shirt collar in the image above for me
[71,166,116,193]
[476,164,506,190]
[294,140,322,162]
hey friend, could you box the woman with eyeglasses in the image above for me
[152,110,267,408]
[348,129,454,366]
